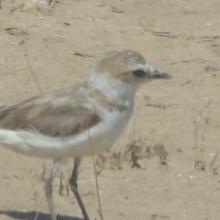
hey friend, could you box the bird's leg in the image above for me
[44,159,64,220]
[69,158,90,220]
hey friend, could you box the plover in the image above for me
[0,50,170,220]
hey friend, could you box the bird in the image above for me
[0,50,170,220]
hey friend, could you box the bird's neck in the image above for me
[88,71,136,106]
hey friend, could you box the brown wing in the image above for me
[0,88,101,137]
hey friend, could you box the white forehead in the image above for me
[127,63,154,72]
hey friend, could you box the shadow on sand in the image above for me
[0,210,83,220]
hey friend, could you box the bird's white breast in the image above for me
[59,105,133,158]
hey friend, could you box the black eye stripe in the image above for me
[132,69,146,78]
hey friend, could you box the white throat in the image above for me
[88,71,136,103]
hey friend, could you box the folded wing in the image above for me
[0,88,101,137]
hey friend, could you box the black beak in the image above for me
[151,70,171,79]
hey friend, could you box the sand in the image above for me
[0,0,220,219]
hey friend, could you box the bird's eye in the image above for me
[132,69,146,78]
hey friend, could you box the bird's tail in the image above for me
[0,128,67,159]
[0,129,30,154]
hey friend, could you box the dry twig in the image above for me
[88,129,104,220]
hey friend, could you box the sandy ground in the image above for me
[0,0,220,220]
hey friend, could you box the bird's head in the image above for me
[93,50,170,89]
